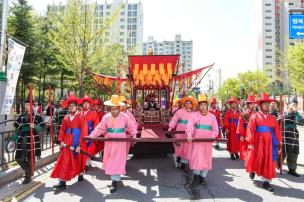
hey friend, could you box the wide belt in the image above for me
[107,128,125,133]
[178,119,188,124]
[256,125,278,160]
[65,128,81,156]
[87,121,94,147]
[229,118,239,126]
[195,124,212,131]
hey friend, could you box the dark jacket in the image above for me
[14,112,43,160]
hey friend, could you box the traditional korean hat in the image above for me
[290,95,298,105]
[80,95,94,106]
[227,97,240,104]
[245,94,256,103]
[93,98,102,106]
[173,98,181,105]
[255,93,276,105]
[210,97,217,104]
[182,96,196,105]
[63,95,79,108]
[104,95,125,107]
[197,93,208,104]
[119,95,130,107]
[24,97,31,104]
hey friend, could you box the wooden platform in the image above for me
[130,124,174,155]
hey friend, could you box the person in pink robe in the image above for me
[168,96,196,172]
[89,95,137,193]
[119,95,138,155]
[185,94,218,192]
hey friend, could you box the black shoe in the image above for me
[85,164,92,171]
[53,181,66,191]
[230,154,236,160]
[181,163,189,173]
[110,180,118,193]
[176,156,181,164]
[22,178,31,185]
[288,170,300,177]
[78,175,84,182]
[215,145,220,150]
[249,173,255,180]
[235,153,239,159]
[199,176,207,186]
[191,175,200,188]
[263,182,274,192]
[189,175,201,200]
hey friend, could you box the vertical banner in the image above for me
[1,38,26,114]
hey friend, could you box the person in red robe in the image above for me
[237,94,256,161]
[209,98,222,149]
[79,95,102,170]
[224,97,240,160]
[50,96,87,192]
[246,93,282,192]
[93,98,104,120]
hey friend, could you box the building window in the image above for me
[265,16,272,19]
[265,29,272,32]
[265,10,272,13]
[266,55,272,58]
[265,23,272,26]
[265,3,271,6]
[266,49,272,52]
[266,36,272,39]
[106,5,111,9]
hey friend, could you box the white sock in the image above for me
[86,158,91,166]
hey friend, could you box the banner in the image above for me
[1,39,26,114]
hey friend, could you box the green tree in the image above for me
[48,0,121,97]
[287,42,304,94]
[7,0,39,112]
[220,78,240,101]
[237,70,270,98]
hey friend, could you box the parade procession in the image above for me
[0,0,304,201]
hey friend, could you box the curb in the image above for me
[0,152,59,188]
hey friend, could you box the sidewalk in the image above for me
[0,146,59,188]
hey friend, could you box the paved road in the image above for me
[18,142,304,202]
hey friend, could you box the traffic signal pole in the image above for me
[0,0,8,167]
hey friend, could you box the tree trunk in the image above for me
[16,79,20,114]
[22,78,26,114]
[60,69,64,98]
[38,73,42,101]
[79,69,84,97]
[42,73,46,109]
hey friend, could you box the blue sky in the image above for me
[27,0,256,90]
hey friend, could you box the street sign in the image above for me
[289,14,304,39]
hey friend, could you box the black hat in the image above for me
[291,95,298,105]
[24,97,31,103]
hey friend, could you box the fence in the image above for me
[0,119,60,172]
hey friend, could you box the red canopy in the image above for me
[173,65,211,80]
[128,55,180,87]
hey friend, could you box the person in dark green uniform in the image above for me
[14,98,43,184]
[278,96,304,177]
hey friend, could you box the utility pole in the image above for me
[0,0,8,167]
[218,68,222,107]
